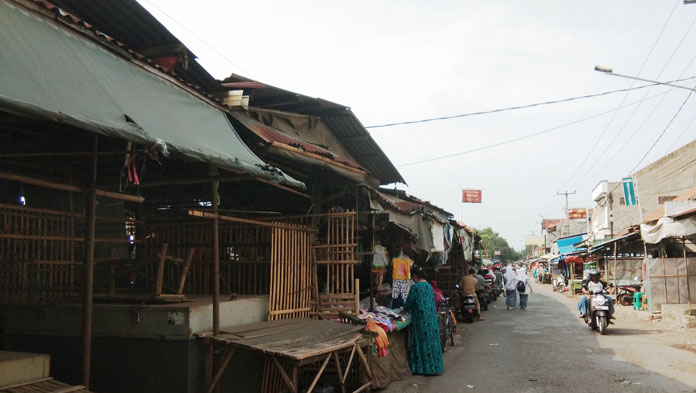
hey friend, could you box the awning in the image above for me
[557,234,586,255]
[588,232,640,253]
[0,0,303,189]
[640,215,696,244]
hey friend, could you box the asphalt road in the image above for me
[382,283,696,393]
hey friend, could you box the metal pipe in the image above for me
[81,135,98,388]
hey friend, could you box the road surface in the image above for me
[382,283,696,393]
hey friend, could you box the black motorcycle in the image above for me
[476,286,490,311]
[460,294,477,323]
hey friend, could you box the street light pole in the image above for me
[594,66,696,93]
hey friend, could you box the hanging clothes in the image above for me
[392,255,413,301]
[372,245,389,272]
[430,222,445,253]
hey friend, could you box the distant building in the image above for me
[590,139,696,241]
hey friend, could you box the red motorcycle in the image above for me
[617,281,641,306]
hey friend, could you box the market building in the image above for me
[0,1,482,392]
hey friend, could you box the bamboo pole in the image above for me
[306,353,332,393]
[211,177,220,335]
[0,172,144,203]
[81,135,97,389]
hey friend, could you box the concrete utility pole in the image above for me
[557,190,576,236]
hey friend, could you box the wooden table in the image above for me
[204,318,372,393]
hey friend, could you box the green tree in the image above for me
[477,227,521,264]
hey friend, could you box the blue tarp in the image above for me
[557,234,586,255]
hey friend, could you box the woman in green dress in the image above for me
[403,266,444,375]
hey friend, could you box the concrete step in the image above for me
[0,351,50,388]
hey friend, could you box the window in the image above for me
[619,197,625,206]
[658,195,677,204]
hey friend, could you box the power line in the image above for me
[139,0,253,78]
[561,1,682,189]
[397,89,672,167]
[664,110,696,153]
[364,81,688,129]
[627,86,695,174]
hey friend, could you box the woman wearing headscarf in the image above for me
[430,280,445,305]
[403,266,444,375]
[503,265,518,310]
[516,267,534,310]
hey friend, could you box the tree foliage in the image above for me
[477,227,522,263]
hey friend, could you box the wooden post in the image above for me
[354,278,360,315]
[177,248,195,294]
[155,243,168,296]
[81,135,98,388]
[370,213,375,311]
[211,167,220,335]
[613,243,618,288]
[684,237,692,311]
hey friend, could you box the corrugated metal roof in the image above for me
[229,113,364,171]
[47,0,223,93]
[44,0,405,185]
[223,74,406,185]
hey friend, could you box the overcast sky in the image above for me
[138,0,696,249]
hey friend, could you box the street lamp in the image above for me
[594,65,696,93]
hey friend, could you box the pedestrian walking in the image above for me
[503,266,517,309]
[403,266,444,375]
[516,267,533,310]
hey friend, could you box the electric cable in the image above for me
[397,89,672,167]
[364,80,692,129]
[559,0,683,189]
[627,86,694,175]
[570,10,696,189]
[664,110,696,153]
[139,0,253,78]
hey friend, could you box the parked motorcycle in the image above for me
[617,277,641,306]
[552,275,567,292]
[584,289,612,335]
[460,294,477,323]
[476,287,491,311]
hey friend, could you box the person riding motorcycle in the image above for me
[460,268,484,321]
[577,269,615,322]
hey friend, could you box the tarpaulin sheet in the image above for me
[369,193,434,251]
[640,216,696,244]
[0,1,303,189]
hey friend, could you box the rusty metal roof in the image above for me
[229,113,364,171]
[42,0,405,185]
[47,0,223,93]
[222,74,406,185]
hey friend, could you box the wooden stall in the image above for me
[204,318,371,393]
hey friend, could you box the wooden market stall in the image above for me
[204,318,372,393]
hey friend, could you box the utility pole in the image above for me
[557,190,576,236]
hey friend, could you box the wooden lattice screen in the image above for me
[314,211,358,318]
[0,203,81,303]
[267,224,314,320]
[144,221,272,296]
[260,211,359,318]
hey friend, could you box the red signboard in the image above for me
[462,189,482,203]
[568,208,587,220]
[541,219,561,229]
